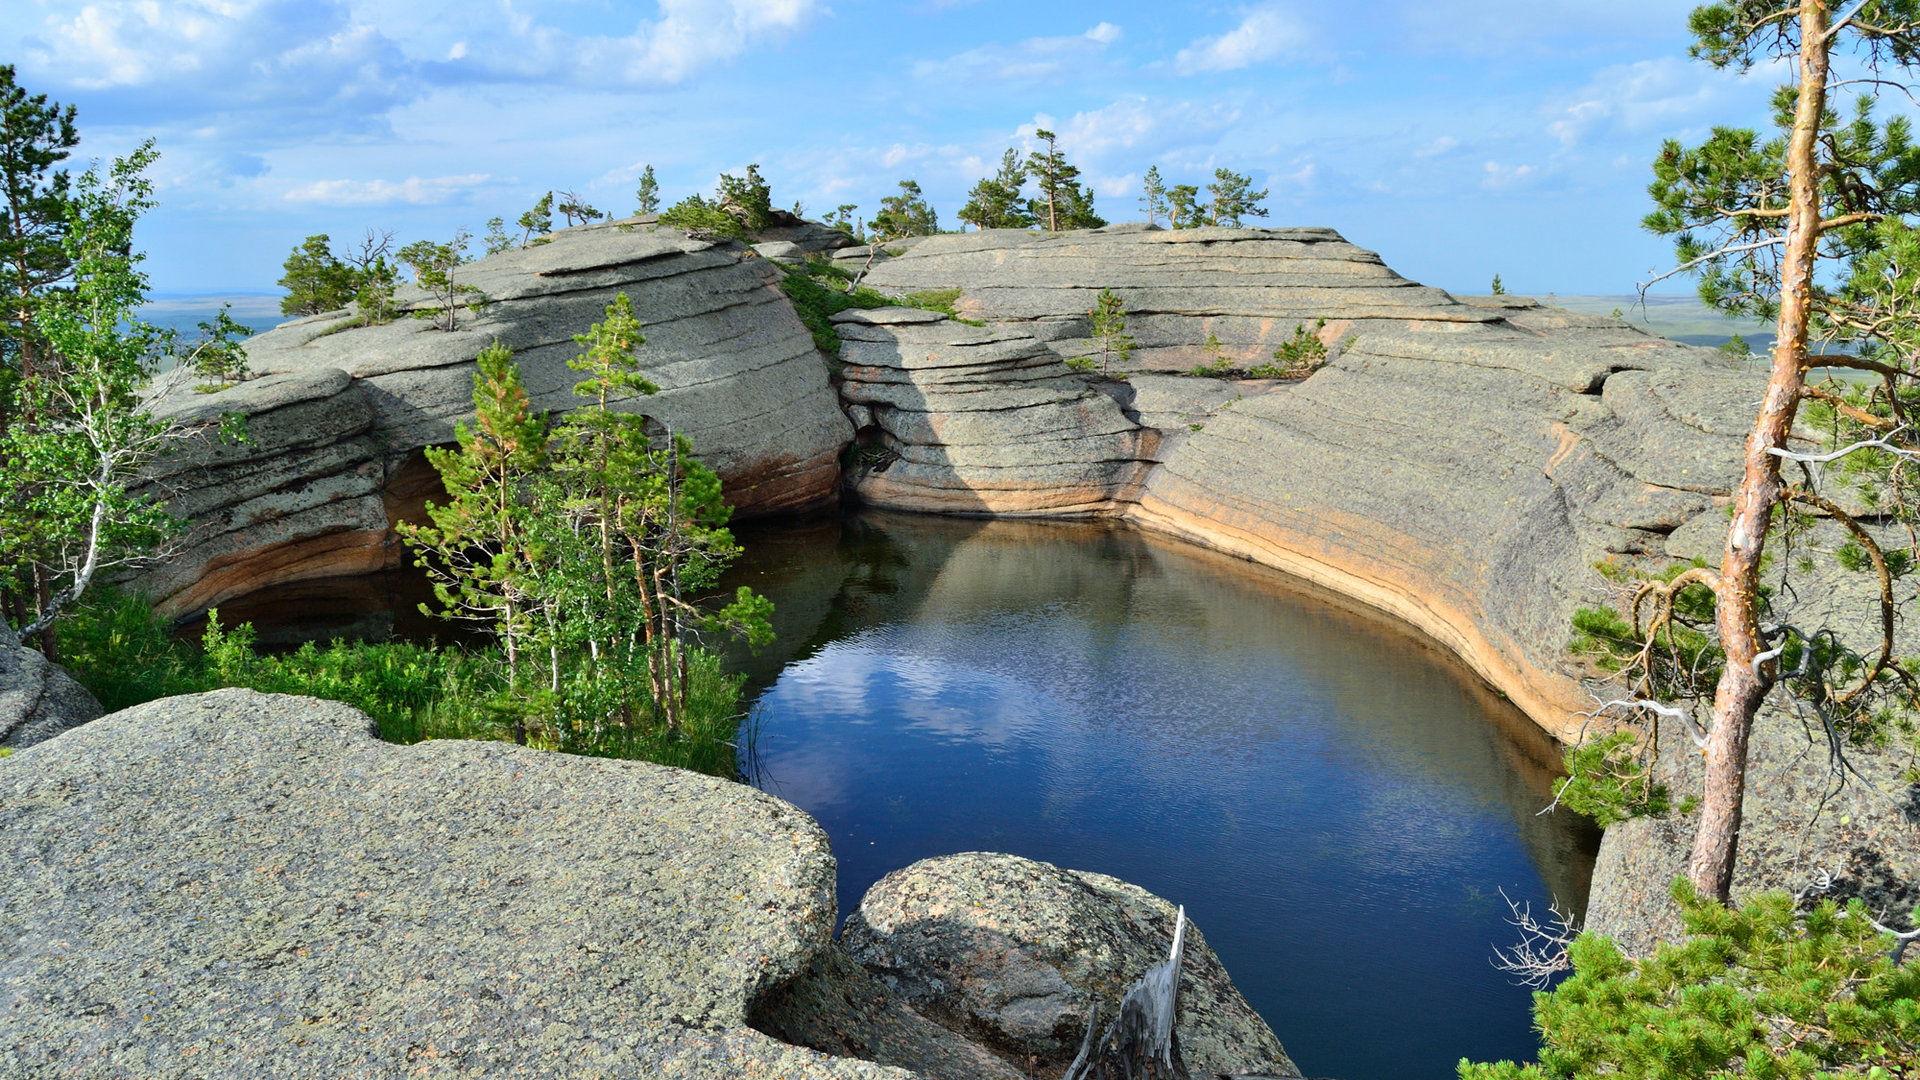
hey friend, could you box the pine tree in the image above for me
[1139,165,1168,226]
[959,149,1034,230]
[1206,168,1268,226]
[0,63,79,418]
[517,191,554,248]
[1026,129,1076,232]
[398,340,550,712]
[556,189,605,228]
[1088,288,1135,375]
[873,180,939,239]
[277,235,356,316]
[1166,184,1202,229]
[483,216,513,256]
[635,164,660,216]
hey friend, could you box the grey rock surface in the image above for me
[842,852,1300,1079]
[753,941,1025,1080]
[0,644,103,750]
[834,308,1157,516]
[0,689,905,1079]
[1586,702,1920,957]
[137,219,850,617]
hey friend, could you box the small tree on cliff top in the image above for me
[1560,0,1920,906]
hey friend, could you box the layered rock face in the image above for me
[841,226,1914,943]
[849,226,1752,739]
[137,220,849,617]
[834,307,1157,514]
[0,690,895,1079]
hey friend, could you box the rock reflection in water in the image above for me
[721,510,1600,1080]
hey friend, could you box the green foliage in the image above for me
[482,215,513,256]
[1206,167,1269,227]
[1720,331,1752,358]
[873,179,939,239]
[959,149,1034,231]
[182,303,252,391]
[3,141,180,639]
[1553,730,1671,827]
[825,203,861,241]
[1087,287,1135,375]
[1189,331,1232,376]
[278,234,358,316]
[778,262,899,354]
[555,188,604,227]
[634,164,660,216]
[1252,318,1329,377]
[901,288,983,324]
[353,255,399,325]
[659,193,741,239]
[1492,273,1506,295]
[400,296,772,744]
[1065,356,1098,373]
[1140,164,1168,226]
[1461,881,1920,1080]
[517,191,554,247]
[0,63,80,391]
[1025,130,1105,231]
[716,164,773,233]
[54,588,210,711]
[1166,184,1203,229]
[397,338,549,684]
[660,165,775,240]
[397,230,482,331]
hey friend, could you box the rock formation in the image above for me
[834,307,1156,515]
[0,634,102,750]
[0,691,1294,1079]
[840,852,1300,1079]
[136,219,850,617]
[115,219,1913,952]
[0,690,896,1079]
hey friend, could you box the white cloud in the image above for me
[1175,6,1309,75]
[1544,56,1740,147]
[913,24,1124,84]
[283,173,492,205]
[1414,135,1459,158]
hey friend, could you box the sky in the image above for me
[2,0,1797,298]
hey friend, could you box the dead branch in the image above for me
[1491,888,1580,989]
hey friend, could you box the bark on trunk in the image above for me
[1687,0,1831,902]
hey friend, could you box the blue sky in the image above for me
[4,1,1785,297]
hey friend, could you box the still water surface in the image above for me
[722,511,1599,1080]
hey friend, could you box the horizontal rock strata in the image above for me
[834,307,1156,515]
[0,690,903,1079]
[137,220,849,617]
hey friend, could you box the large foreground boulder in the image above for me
[0,690,900,1079]
[840,852,1300,1079]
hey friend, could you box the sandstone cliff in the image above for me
[137,219,850,617]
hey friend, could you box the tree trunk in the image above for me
[1687,0,1830,902]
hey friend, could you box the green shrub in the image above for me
[49,592,749,779]
[779,264,899,354]
[1462,881,1920,1080]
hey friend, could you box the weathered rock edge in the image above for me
[0,689,904,1079]
[841,852,1301,1079]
